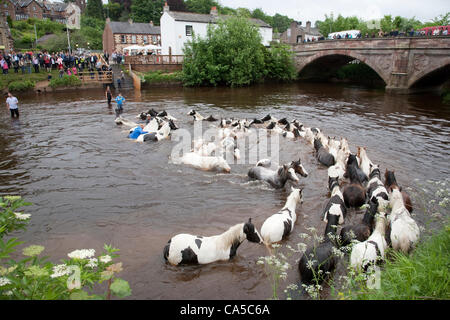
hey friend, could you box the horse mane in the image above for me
[314,138,323,152]
[347,163,363,184]
[217,223,244,251]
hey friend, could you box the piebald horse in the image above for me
[163,218,262,265]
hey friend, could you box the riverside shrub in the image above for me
[0,196,131,300]
[8,80,35,92]
[182,16,267,87]
[49,75,82,88]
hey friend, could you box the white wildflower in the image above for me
[99,255,112,264]
[50,264,71,278]
[298,233,310,239]
[0,277,12,287]
[68,249,95,260]
[14,212,31,220]
[297,243,307,253]
[86,258,98,268]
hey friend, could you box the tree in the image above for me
[272,13,294,33]
[185,0,219,14]
[182,16,265,87]
[104,2,122,21]
[167,0,187,12]
[130,0,165,24]
[251,8,273,27]
[112,0,132,12]
[86,0,104,20]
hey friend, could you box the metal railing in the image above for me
[76,71,113,83]
[125,55,184,65]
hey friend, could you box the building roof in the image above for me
[11,0,68,11]
[108,21,161,35]
[167,11,272,28]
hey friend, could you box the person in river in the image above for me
[128,124,148,140]
[115,92,125,117]
[6,92,19,118]
[105,85,112,106]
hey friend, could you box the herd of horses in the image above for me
[115,108,420,293]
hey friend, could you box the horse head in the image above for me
[290,158,308,177]
[187,109,196,116]
[384,169,398,192]
[243,218,262,243]
[369,164,381,179]
[313,138,323,152]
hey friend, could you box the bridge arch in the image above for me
[296,51,389,86]
[408,60,450,89]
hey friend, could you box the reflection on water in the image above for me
[1,83,449,299]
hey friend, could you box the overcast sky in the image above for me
[219,0,449,25]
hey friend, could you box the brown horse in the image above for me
[384,169,413,213]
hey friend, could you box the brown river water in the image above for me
[0,82,449,299]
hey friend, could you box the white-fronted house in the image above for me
[160,4,272,56]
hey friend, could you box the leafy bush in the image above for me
[49,75,82,88]
[183,16,266,87]
[182,16,296,87]
[0,196,131,300]
[8,80,35,92]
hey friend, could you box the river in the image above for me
[0,83,449,299]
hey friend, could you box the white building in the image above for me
[160,4,273,56]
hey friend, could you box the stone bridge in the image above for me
[292,36,450,93]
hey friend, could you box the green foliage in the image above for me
[8,80,35,92]
[0,196,131,300]
[142,71,183,83]
[0,70,60,91]
[104,2,122,21]
[130,0,165,24]
[263,44,297,82]
[183,16,267,87]
[182,16,296,87]
[49,75,82,88]
[272,13,294,34]
[185,0,219,14]
[86,0,104,20]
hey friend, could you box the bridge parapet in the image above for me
[292,37,450,93]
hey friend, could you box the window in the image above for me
[33,6,36,11]
[131,35,137,44]
[121,35,126,43]
[186,25,193,36]
[143,35,148,44]
[152,35,157,43]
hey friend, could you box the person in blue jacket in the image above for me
[128,124,148,140]
[115,92,125,117]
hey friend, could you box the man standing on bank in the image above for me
[6,92,19,118]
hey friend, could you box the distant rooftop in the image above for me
[166,10,272,29]
[108,21,161,35]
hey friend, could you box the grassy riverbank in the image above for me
[0,70,60,92]
[341,222,449,300]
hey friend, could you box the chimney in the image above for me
[306,21,311,32]
[128,18,133,25]
[210,6,218,16]
[149,21,154,26]
[163,2,169,12]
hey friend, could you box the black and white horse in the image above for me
[188,110,217,121]
[298,213,341,285]
[366,164,389,211]
[261,187,304,247]
[248,164,300,189]
[340,197,378,246]
[163,218,262,265]
[322,176,346,225]
[314,138,336,167]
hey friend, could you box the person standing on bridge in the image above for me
[6,92,19,118]
[114,92,125,118]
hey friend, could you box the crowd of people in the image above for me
[0,50,113,78]
[304,26,450,43]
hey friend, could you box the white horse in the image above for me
[143,118,159,133]
[357,146,374,177]
[261,187,304,247]
[179,152,231,173]
[248,164,300,189]
[350,211,388,288]
[163,218,262,265]
[115,116,139,127]
[389,187,420,254]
